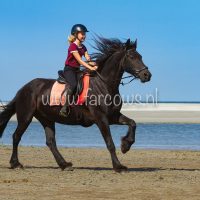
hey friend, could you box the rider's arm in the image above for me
[84,51,97,66]
[72,52,93,70]
[84,51,91,61]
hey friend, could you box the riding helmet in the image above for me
[71,24,89,35]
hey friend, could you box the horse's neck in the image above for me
[98,55,124,93]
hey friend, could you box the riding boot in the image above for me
[59,88,73,117]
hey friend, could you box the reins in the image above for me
[95,71,137,86]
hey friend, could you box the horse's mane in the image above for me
[91,36,137,71]
[91,37,126,70]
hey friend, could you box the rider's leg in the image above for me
[59,87,73,117]
[59,68,77,117]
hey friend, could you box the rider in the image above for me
[60,24,98,117]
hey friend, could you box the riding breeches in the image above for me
[63,65,79,92]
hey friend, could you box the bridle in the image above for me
[87,53,148,86]
[119,66,148,86]
[92,66,148,86]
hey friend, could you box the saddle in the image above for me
[50,69,93,106]
[57,70,84,98]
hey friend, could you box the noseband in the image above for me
[132,66,148,78]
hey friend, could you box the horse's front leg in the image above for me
[111,113,136,154]
[89,108,127,172]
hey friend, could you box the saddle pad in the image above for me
[50,81,66,106]
[50,74,90,106]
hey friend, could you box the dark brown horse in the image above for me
[0,37,151,172]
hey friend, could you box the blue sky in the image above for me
[0,0,200,101]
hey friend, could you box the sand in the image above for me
[0,146,200,200]
[121,103,200,123]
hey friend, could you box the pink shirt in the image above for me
[65,42,87,67]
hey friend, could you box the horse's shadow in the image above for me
[0,165,199,172]
[74,166,200,172]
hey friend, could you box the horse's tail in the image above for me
[0,98,16,138]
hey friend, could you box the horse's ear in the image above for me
[134,39,137,49]
[125,38,131,49]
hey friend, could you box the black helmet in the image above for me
[71,24,89,35]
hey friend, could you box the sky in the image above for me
[0,0,200,102]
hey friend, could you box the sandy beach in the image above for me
[0,146,200,200]
[121,103,200,123]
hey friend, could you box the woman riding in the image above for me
[60,24,98,117]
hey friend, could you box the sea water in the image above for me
[1,122,200,150]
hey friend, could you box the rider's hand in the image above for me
[88,61,96,66]
[89,65,98,71]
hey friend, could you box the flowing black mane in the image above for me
[91,37,124,69]
[91,37,136,71]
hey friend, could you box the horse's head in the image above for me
[122,39,152,83]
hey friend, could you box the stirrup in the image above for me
[59,106,70,117]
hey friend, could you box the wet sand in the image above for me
[0,146,200,200]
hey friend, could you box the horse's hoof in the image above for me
[10,162,24,169]
[121,137,132,154]
[113,165,128,173]
[60,162,73,170]
[64,166,74,171]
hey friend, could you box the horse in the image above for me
[0,37,152,172]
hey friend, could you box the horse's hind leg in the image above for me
[10,87,36,169]
[38,118,73,170]
[10,120,32,169]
